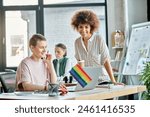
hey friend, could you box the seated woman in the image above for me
[16,34,57,91]
[53,43,72,82]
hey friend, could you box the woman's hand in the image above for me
[59,84,68,95]
[46,53,52,61]
[113,82,125,86]
[43,53,53,68]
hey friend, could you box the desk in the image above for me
[0,85,146,100]
[0,85,1,93]
[0,72,4,89]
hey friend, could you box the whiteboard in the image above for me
[123,22,150,75]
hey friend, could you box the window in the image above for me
[44,0,105,4]
[0,0,107,70]
[5,11,36,67]
[44,6,106,65]
[3,0,38,6]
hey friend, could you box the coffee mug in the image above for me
[77,60,85,67]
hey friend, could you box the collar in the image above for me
[80,33,95,43]
[56,57,66,63]
[89,33,95,42]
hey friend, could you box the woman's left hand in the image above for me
[43,54,53,68]
[46,53,52,61]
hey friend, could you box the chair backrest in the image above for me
[0,72,16,93]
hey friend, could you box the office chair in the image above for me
[0,72,16,93]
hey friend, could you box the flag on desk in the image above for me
[69,64,92,88]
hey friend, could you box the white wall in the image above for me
[107,0,125,56]
[107,0,147,53]
[107,0,148,85]
[125,0,147,37]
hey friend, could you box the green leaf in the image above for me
[140,62,150,100]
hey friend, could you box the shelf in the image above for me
[113,72,123,75]
[112,46,123,49]
[111,60,121,62]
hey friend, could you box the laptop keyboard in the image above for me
[34,90,48,94]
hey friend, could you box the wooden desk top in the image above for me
[0,85,146,100]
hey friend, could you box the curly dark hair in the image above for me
[71,9,100,33]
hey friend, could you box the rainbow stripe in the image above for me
[69,64,92,87]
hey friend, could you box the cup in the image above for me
[77,60,85,67]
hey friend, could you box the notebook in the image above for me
[67,67,102,92]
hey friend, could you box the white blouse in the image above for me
[74,33,110,79]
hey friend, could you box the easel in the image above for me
[117,22,150,99]
[123,22,150,76]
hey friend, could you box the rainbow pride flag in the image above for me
[69,64,92,87]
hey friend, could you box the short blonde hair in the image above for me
[29,34,46,47]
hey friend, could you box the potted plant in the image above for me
[140,62,150,100]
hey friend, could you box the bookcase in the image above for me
[110,31,125,80]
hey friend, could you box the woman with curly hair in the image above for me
[71,9,124,85]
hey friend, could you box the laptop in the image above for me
[67,67,102,92]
